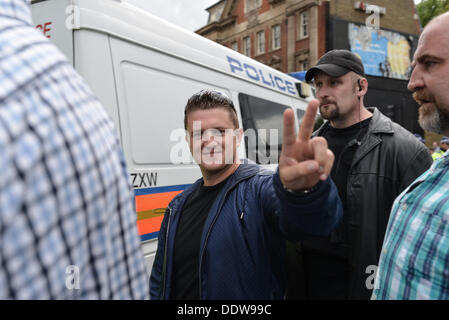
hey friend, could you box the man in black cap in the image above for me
[286,49,432,300]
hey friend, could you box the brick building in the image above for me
[197,0,425,134]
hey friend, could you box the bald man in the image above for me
[373,12,449,300]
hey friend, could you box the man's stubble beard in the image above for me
[319,99,340,121]
[319,81,359,121]
[419,107,449,134]
[414,91,449,134]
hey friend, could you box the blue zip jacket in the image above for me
[150,163,342,299]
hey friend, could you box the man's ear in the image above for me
[358,78,368,96]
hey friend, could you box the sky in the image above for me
[125,0,219,32]
[125,0,423,32]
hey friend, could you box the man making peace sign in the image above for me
[150,89,342,300]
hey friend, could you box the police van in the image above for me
[31,0,313,274]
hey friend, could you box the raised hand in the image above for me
[279,99,334,191]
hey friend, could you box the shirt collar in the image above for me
[0,0,32,25]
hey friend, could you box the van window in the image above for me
[296,108,323,133]
[239,93,290,164]
[296,109,305,128]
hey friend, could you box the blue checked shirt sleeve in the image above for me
[0,0,148,299]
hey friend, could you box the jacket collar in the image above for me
[314,107,394,136]
[170,162,261,211]
[199,163,262,191]
[0,0,32,25]
[366,107,394,135]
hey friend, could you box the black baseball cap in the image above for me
[305,49,365,82]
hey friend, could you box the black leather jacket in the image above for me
[288,108,432,300]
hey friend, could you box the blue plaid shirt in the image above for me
[373,150,449,300]
[0,0,149,299]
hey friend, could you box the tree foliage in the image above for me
[416,0,449,27]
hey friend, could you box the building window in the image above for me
[301,60,309,71]
[231,41,238,52]
[272,24,281,50]
[256,31,265,55]
[245,0,262,13]
[296,50,310,72]
[300,11,309,39]
[243,36,251,56]
[208,2,225,23]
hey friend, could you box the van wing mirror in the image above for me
[295,82,313,99]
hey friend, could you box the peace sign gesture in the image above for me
[279,99,334,191]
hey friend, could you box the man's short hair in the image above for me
[184,89,239,129]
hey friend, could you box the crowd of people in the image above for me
[414,133,449,160]
[1,0,449,300]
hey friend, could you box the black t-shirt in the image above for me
[324,117,372,216]
[301,117,372,299]
[171,178,228,300]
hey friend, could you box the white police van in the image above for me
[31,0,313,274]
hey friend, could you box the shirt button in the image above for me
[401,203,408,211]
[383,248,388,255]
[372,294,377,300]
